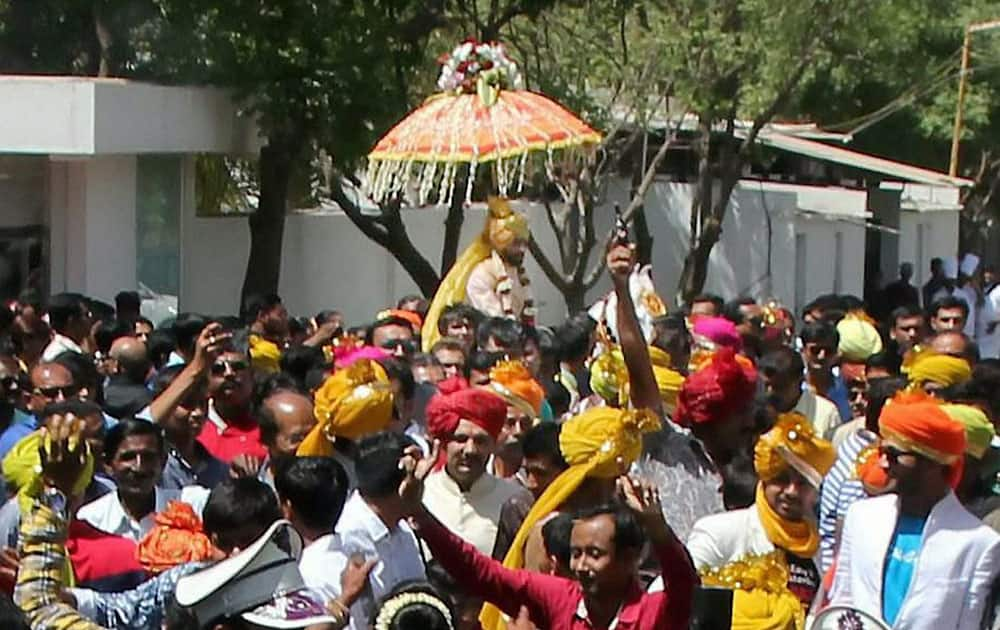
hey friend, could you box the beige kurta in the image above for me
[465,255,526,319]
[423,469,530,557]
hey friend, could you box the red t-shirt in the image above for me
[197,413,267,463]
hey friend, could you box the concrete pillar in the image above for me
[48,155,137,302]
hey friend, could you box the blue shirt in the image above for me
[827,372,852,421]
[0,409,36,459]
[882,515,926,625]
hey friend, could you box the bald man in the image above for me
[104,336,153,419]
[0,362,77,458]
[929,331,979,366]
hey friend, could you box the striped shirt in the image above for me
[818,427,877,573]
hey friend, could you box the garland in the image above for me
[437,39,523,95]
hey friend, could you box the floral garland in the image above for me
[436,39,523,95]
[374,592,454,630]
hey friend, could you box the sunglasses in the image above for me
[211,359,250,376]
[33,384,80,399]
[380,339,417,354]
[879,443,918,463]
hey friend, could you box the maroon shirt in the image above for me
[416,511,697,630]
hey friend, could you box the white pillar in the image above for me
[48,155,137,302]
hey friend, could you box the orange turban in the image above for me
[878,391,966,488]
[136,501,214,574]
[488,360,545,417]
[376,308,423,332]
[675,347,757,427]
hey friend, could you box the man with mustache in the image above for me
[76,418,208,542]
[198,342,267,464]
[421,378,530,556]
[760,346,841,441]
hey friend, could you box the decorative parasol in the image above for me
[365,39,602,206]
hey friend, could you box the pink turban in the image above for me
[693,316,743,351]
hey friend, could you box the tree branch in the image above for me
[529,235,571,293]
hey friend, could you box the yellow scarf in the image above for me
[754,484,819,559]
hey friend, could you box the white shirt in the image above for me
[979,285,1000,359]
[299,492,425,630]
[793,389,842,442]
[41,333,83,362]
[422,469,530,557]
[75,485,210,542]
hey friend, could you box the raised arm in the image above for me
[14,414,105,630]
[608,244,663,415]
[146,323,227,424]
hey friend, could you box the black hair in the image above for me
[93,319,131,355]
[355,431,415,499]
[430,338,466,354]
[115,291,141,315]
[151,364,186,396]
[719,451,758,510]
[971,359,1000,420]
[840,295,865,313]
[380,357,415,401]
[802,294,843,319]
[397,295,428,315]
[930,257,943,269]
[202,478,282,553]
[571,502,645,554]
[866,377,908,431]
[522,422,568,469]
[52,351,102,403]
[410,353,441,369]
[865,351,900,376]
[690,293,725,314]
[438,303,481,335]
[145,328,176,369]
[544,378,571,418]
[315,309,342,326]
[799,319,839,347]
[46,293,87,333]
[376,581,455,630]
[535,326,559,360]
[555,313,597,362]
[102,417,165,464]
[367,315,417,345]
[135,316,154,329]
[465,350,504,377]
[890,304,924,325]
[279,344,327,391]
[758,346,805,381]
[274,456,349,532]
[722,297,756,325]
[241,293,283,325]
[930,295,970,321]
[287,316,309,337]
[476,317,524,352]
[541,512,574,569]
[171,313,206,356]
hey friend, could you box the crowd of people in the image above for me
[0,200,997,630]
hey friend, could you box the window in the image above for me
[136,156,181,296]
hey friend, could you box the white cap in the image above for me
[961,253,981,277]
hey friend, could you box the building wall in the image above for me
[178,175,871,326]
[898,209,959,289]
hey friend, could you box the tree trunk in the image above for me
[440,168,468,276]
[93,3,112,77]
[240,141,297,309]
[562,281,587,314]
[630,167,653,266]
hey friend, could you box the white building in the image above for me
[0,76,971,325]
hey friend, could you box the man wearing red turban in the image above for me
[830,392,1000,629]
[675,347,757,466]
[422,377,531,556]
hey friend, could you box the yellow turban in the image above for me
[248,334,282,375]
[3,430,95,514]
[296,359,394,455]
[589,348,628,406]
[905,351,972,389]
[836,313,883,363]
[480,407,661,630]
[421,197,529,352]
[942,404,996,459]
[754,412,835,488]
[701,552,805,630]
[649,346,685,413]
